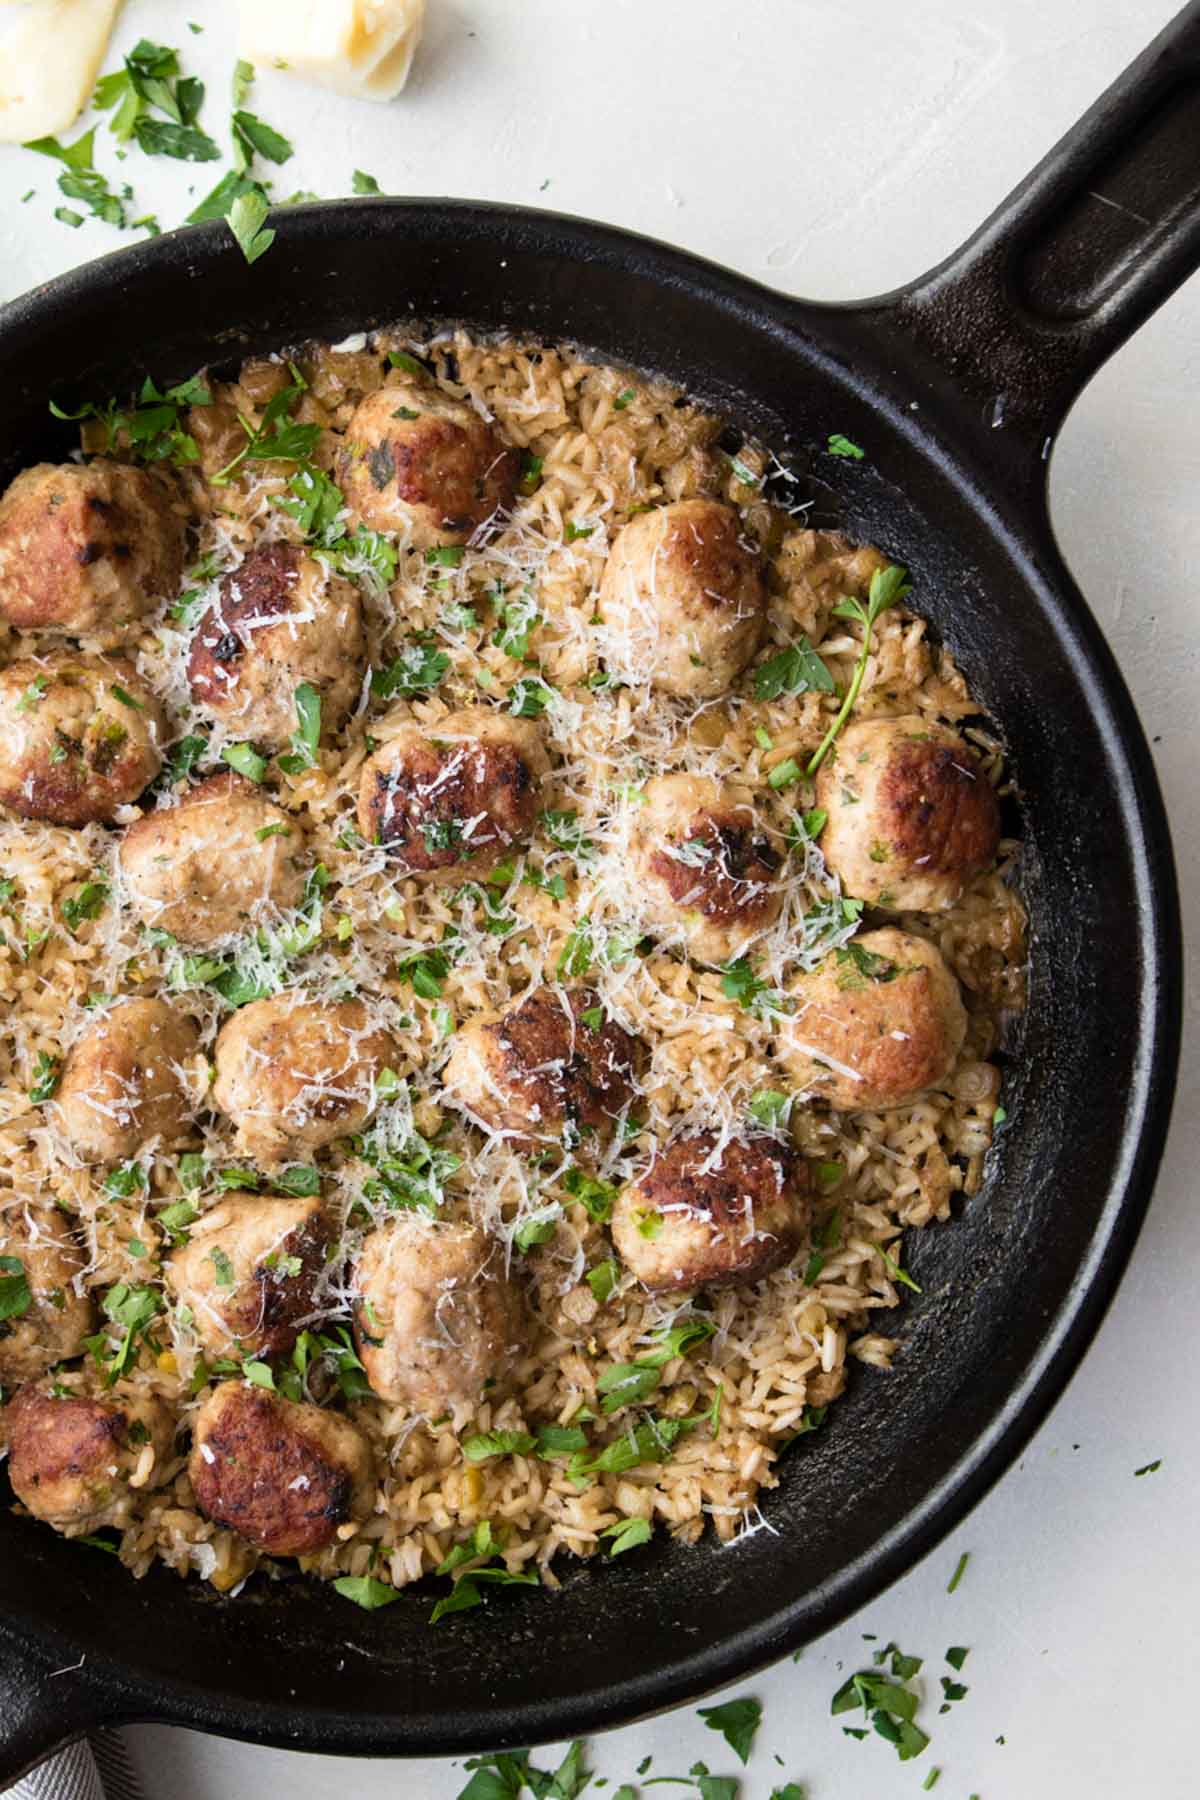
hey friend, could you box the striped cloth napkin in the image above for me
[10,1732,142,1800]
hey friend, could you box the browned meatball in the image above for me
[443,987,642,1145]
[118,773,308,947]
[5,1383,175,1530]
[597,499,767,699]
[0,1201,94,1387]
[166,1194,329,1359]
[611,1132,808,1292]
[358,709,549,878]
[337,382,520,548]
[352,1218,524,1412]
[631,773,784,964]
[0,461,185,645]
[816,717,1000,911]
[187,544,366,750]
[776,927,967,1110]
[0,653,164,824]
[188,1381,375,1556]
[56,999,202,1163]
[212,996,398,1164]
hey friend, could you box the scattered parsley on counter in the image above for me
[946,1550,970,1593]
[698,1697,762,1765]
[1134,1459,1162,1476]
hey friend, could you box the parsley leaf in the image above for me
[754,639,833,700]
[462,1430,536,1463]
[601,1515,653,1556]
[227,187,275,264]
[332,1575,400,1611]
[698,1696,762,1765]
[371,639,449,700]
[61,879,110,934]
[276,682,321,774]
[29,1051,59,1104]
[827,433,865,459]
[0,1255,33,1324]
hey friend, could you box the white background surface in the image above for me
[2,2,1197,1796]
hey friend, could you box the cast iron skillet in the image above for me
[0,4,1195,1783]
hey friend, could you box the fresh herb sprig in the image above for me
[806,563,911,776]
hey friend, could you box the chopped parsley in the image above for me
[461,1430,536,1463]
[0,1256,33,1324]
[754,639,834,700]
[226,187,275,263]
[232,111,293,171]
[748,1089,791,1128]
[50,370,211,466]
[1134,1459,1162,1477]
[557,916,594,978]
[586,1259,620,1304]
[29,1051,60,1104]
[276,682,322,775]
[220,742,268,783]
[946,1550,970,1593]
[508,676,555,718]
[352,170,383,195]
[209,1247,235,1287]
[332,1574,400,1611]
[698,1695,762,1764]
[371,639,450,699]
[562,1166,618,1222]
[827,433,865,459]
[600,1516,653,1557]
[831,1669,929,1763]
[430,1520,538,1623]
[61,879,110,934]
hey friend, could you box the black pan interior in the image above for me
[0,204,1178,1756]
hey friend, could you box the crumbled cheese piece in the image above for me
[0,0,123,143]
[239,0,426,103]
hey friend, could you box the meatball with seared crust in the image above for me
[166,1195,330,1359]
[358,709,549,879]
[212,996,397,1165]
[0,461,185,645]
[187,544,366,750]
[0,1201,94,1387]
[352,1218,524,1412]
[188,1381,375,1557]
[337,381,520,548]
[0,653,164,825]
[56,998,202,1163]
[5,1383,174,1531]
[119,772,307,947]
[631,773,784,964]
[612,1132,808,1292]
[815,716,1000,912]
[776,927,967,1111]
[597,499,767,699]
[443,986,642,1145]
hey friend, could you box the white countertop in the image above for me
[3,2,1197,1796]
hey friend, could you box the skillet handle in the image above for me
[893,0,1200,460]
[0,1637,118,1793]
